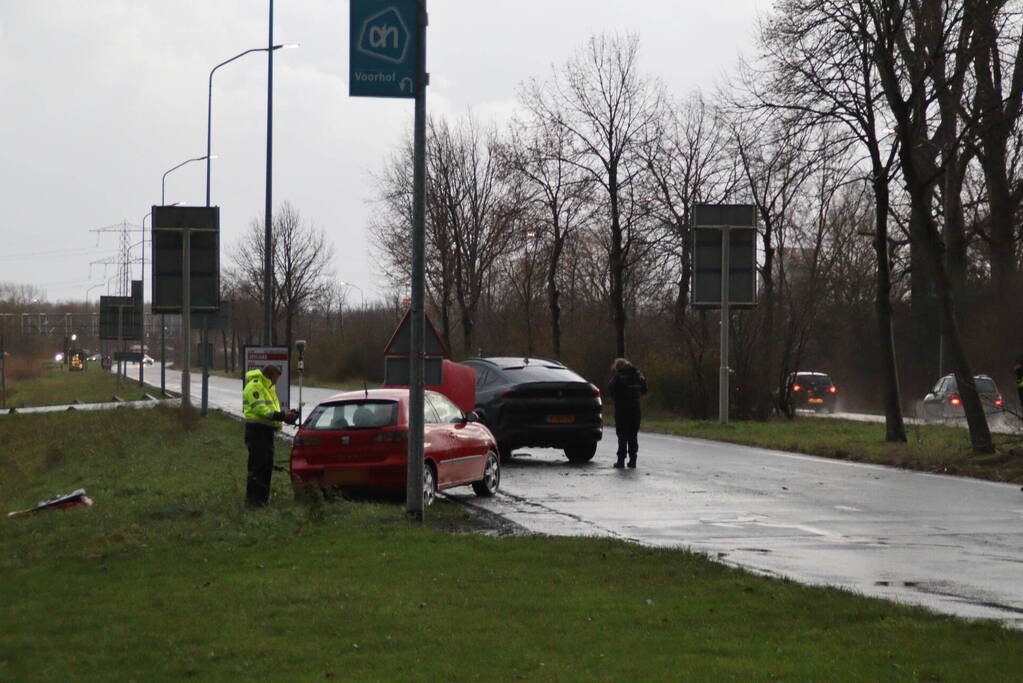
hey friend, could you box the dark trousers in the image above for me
[615,419,640,463]
[245,423,275,507]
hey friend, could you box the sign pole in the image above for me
[718,227,730,425]
[160,315,166,396]
[181,227,192,408]
[201,314,209,416]
[405,0,428,521]
[1,332,6,410]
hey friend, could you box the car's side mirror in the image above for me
[464,411,479,423]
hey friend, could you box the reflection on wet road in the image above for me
[452,431,1023,628]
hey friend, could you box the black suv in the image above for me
[783,371,838,414]
[459,357,603,463]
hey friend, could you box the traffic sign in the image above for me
[692,204,758,309]
[350,0,417,98]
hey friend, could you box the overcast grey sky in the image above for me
[0,0,765,305]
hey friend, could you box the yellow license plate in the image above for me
[808,398,824,404]
[547,415,575,424]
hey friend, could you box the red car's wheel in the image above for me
[472,450,500,497]
[423,463,437,507]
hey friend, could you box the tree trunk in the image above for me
[872,175,906,442]
[609,167,627,357]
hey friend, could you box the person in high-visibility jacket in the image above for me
[243,365,298,507]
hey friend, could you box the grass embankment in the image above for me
[2,363,149,408]
[641,414,1023,484]
[2,408,1022,680]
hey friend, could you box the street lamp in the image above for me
[86,283,105,303]
[205,43,297,207]
[339,281,365,308]
[162,156,213,205]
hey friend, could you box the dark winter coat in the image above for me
[607,366,648,426]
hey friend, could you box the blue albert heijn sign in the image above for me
[350,0,417,98]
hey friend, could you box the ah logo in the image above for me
[357,6,411,65]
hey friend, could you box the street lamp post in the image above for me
[206,44,294,207]
[162,156,209,205]
[264,0,275,346]
[339,281,365,308]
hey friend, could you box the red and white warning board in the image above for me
[243,345,290,408]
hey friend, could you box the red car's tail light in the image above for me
[792,384,802,392]
[995,397,1003,406]
[828,386,837,393]
[293,434,321,448]
[372,429,408,444]
[949,392,961,406]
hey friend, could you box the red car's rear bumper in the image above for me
[291,457,407,492]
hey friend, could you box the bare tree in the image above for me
[522,32,662,356]
[503,109,596,358]
[865,0,993,452]
[371,115,523,356]
[232,202,334,356]
[750,0,907,439]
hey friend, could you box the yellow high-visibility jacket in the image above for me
[243,369,283,430]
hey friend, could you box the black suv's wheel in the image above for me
[564,441,597,463]
[472,450,500,497]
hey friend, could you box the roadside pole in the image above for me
[160,315,166,396]
[1,333,6,409]
[181,227,191,409]
[201,314,209,416]
[406,0,428,521]
[718,226,730,425]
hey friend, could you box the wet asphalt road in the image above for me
[459,434,1023,628]
[157,366,1023,627]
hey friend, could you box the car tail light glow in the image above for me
[949,392,961,406]
[828,386,837,393]
[995,397,1003,406]
[792,384,802,392]
[372,429,408,444]
[293,434,321,448]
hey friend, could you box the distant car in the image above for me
[784,371,838,414]
[290,388,500,505]
[459,357,603,463]
[921,374,1004,420]
[131,354,155,366]
[87,353,103,362]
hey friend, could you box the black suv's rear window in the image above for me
[500,365,586,384]
[305,400,398,430]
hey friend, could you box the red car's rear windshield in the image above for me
[305,400,399,430]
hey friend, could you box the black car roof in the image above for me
[467,357,567,370]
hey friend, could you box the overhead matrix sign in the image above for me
[349,0,418,98]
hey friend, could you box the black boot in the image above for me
[613,456,625,468]
[627,456,637,468]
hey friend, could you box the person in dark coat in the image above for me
[1014,353,1023,409]
[607,358,647,468]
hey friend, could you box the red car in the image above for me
[290,388,501,505]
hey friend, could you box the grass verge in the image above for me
[3,364,150,408]
[1,408,1021,680]
[640,414,1023,484]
